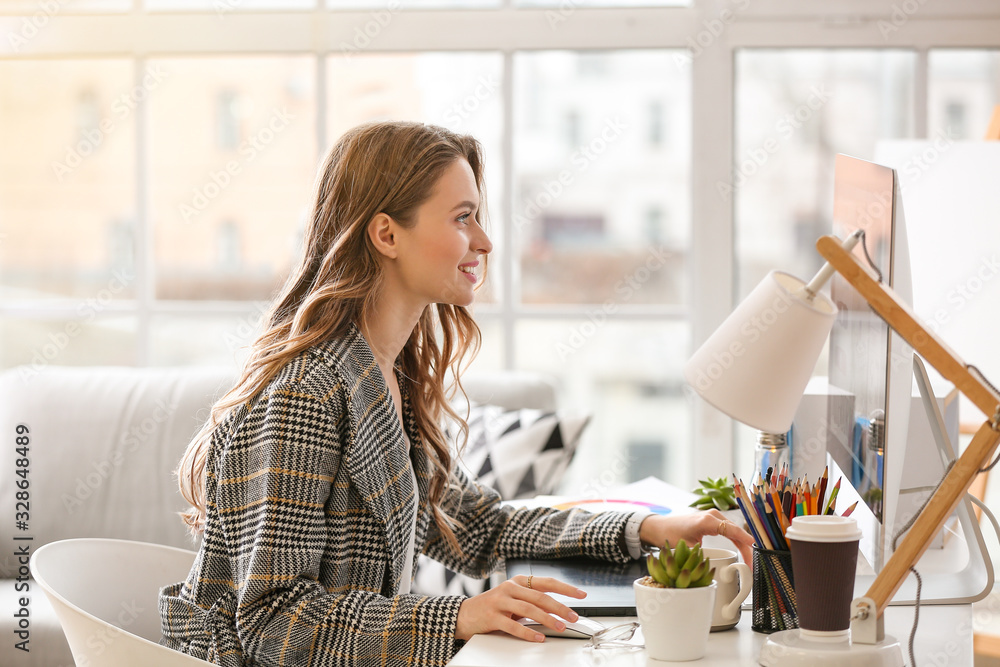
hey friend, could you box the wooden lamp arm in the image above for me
[816,235,1000,617]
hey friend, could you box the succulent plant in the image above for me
[643,539,715,589]
[690,476,738,511]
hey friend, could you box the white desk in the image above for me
[449,604,973,666]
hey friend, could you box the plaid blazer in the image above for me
[159,324,633,667]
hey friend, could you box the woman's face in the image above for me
[391,158,492,309]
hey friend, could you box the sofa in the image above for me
[0,364,576,667]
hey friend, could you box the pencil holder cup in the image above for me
[751,546,798,634]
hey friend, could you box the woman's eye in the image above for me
[457,213,471,224]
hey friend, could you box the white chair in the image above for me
[29,538,212,666]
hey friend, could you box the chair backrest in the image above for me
[30,538,212,666]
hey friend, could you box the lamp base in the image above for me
[758,629,903,667]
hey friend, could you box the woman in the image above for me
[159,121,754,667]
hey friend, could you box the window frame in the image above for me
[3,1,1000,481]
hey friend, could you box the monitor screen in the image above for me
[827,154,913,571]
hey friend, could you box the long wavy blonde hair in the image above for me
[176,121,488,552]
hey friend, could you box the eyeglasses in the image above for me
[585,621,643,650]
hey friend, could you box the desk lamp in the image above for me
[684,231,1000,666]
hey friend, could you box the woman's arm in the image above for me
[422,465,633,579]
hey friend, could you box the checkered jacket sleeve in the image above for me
[424,464,633,578]
[197,372,464,667]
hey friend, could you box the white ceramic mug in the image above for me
[702,547,751,631]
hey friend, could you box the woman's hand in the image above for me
[639,510,755,564]
[454,576,586,642]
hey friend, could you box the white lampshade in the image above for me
[684,271,838,434]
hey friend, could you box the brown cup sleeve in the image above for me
[788,539,859,632]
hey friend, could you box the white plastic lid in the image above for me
[785,515,862,543]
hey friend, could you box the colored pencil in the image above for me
[734,476,772,549]
[755,495,781,549]
[763,502,787,550]
[817,466,829,516]
[802,476,810,514]
[748,495,774,550]
[735,495,763,546]
[842,500,859,517]
[823,478,842,515]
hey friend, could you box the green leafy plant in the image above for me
[643,539,715,589]
[690,476,738,511]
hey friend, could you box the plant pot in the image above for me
[633,578,717,662]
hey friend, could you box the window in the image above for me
[215,90,242,150]
[733,49,916,474]
[4,3,1000,493]
[929,50,1000,140]
[0,59,136,301]
[217,220,242,272]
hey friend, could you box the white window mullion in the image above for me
[316,50,327,165]
[690,37,736,481]
[135,54,153,366]
[915,47,929,138]
[501,49,515,371]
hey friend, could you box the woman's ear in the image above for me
[368,213,398,259]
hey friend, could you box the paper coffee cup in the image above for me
[785,515,861,636]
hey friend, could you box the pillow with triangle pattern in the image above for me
[411,406,590,599]
[456,405,590,500]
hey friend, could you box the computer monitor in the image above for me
[826,153,991,604]
[828,153,913,572]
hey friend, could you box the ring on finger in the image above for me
[526,575,533,590]
[718,520,731,537]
